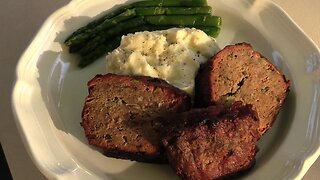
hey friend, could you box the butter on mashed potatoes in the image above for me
[106,28,219,96]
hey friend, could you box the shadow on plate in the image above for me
[107,162,177,180]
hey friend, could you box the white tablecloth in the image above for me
[0,0,319,179]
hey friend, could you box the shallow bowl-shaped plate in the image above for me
[12,0,320,179]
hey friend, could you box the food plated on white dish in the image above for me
[12,0,320,179]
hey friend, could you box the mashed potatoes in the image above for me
[106,28,219,96]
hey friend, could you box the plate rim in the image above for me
[11,0,320,179]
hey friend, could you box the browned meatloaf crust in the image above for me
[81,73,191,163]
[195,42,290,135]
[162,102,260,180]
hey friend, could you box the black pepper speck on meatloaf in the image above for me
[81,73,191,163]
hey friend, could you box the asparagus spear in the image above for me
[134,6,212,15]
[66,6,213,51]
[78,36,121,68]
[144,15,221,26]
[78,16,146,55]
[197,26,221,37]
[66,9,136,52]
[132,0,208,7]
[65,0,208,44]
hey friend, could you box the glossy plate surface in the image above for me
[12,0,320,179]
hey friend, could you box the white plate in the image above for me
[12,0,320,179]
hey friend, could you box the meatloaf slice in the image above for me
[81,73,191,163]
[162,102,260,180]
[195,42,290,135]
